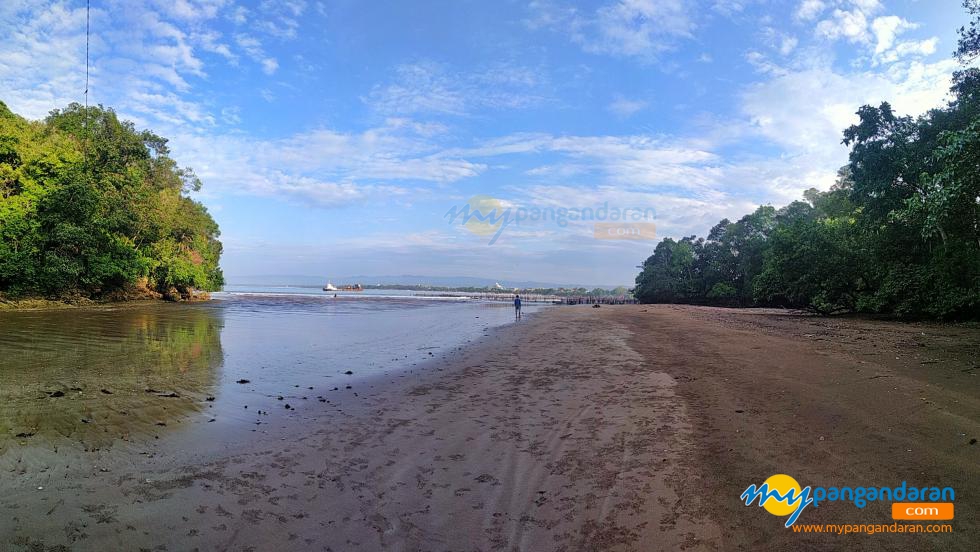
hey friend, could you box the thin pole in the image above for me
[83,0,90,167]
[85,0,90,114]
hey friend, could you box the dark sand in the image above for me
[607,305,979,551]
[3,305,978,551]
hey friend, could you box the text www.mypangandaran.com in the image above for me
[791,523,953,535]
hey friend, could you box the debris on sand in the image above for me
[47,390,65,398]
[101,389,113,394]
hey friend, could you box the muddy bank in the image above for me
[0,285,210,311]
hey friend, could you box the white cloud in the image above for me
[523,0,579,30]
[453,133,723,197]
[0,0,275,127]
[365,62,549,116]
[871,15,915,54]
[740,57,957,191]
[220,105,241,125]
[0,0,965,279]
[515,184,758,240]
[808,2,939,65]
[261,57,279,75]
[196,30,236,62]
[795,0,826,22]
[229,5,248,25]
[235,34,278,75]
[608,97,649,117]
[868,16,938,64]
[527,0,695,60]
[0,2,88,119]
[780,36,799,55]
[761,26,799,56]
[586,0,694,57]
[816,7,874,44]
[745,51,785,75]
[158,0,229,22]
[246,0,307,39]
[876,38,938,64]
[166,119,486,208]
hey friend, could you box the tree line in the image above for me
[634,4,980,319]
[0,101,223,301]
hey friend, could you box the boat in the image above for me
[322,282,363,292]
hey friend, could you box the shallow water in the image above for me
[0,292,541,453]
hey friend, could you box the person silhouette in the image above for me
[514,294,522,319]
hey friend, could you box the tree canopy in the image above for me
[0,101,223,300]
[634,7,980,319]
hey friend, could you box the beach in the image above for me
[2,304,978,551]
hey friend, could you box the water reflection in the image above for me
[0,304,223,451]
[0,294,543,454]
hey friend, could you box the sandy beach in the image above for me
[3,305,978,551]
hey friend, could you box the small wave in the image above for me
[213,291,472,302]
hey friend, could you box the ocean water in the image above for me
[0,288,544,453]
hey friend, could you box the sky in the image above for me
[0,0,972,286]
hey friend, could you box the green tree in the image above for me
[0,101,223,300]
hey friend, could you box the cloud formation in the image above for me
[526,0,696,60]
[0,0,966,283]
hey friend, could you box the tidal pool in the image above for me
[0,291,540,454]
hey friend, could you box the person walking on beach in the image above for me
[514,294,522,319]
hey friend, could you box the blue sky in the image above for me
[0,0,971,286]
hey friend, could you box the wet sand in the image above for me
[607,305,979,551]
[3,305,978,551]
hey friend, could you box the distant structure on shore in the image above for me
[322,282,364,292]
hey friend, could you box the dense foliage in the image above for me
[635,8,980,319]
[0,101,223,300]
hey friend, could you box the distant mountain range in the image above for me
[226,274,630,290]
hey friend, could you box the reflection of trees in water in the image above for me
[0,304,224,450]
